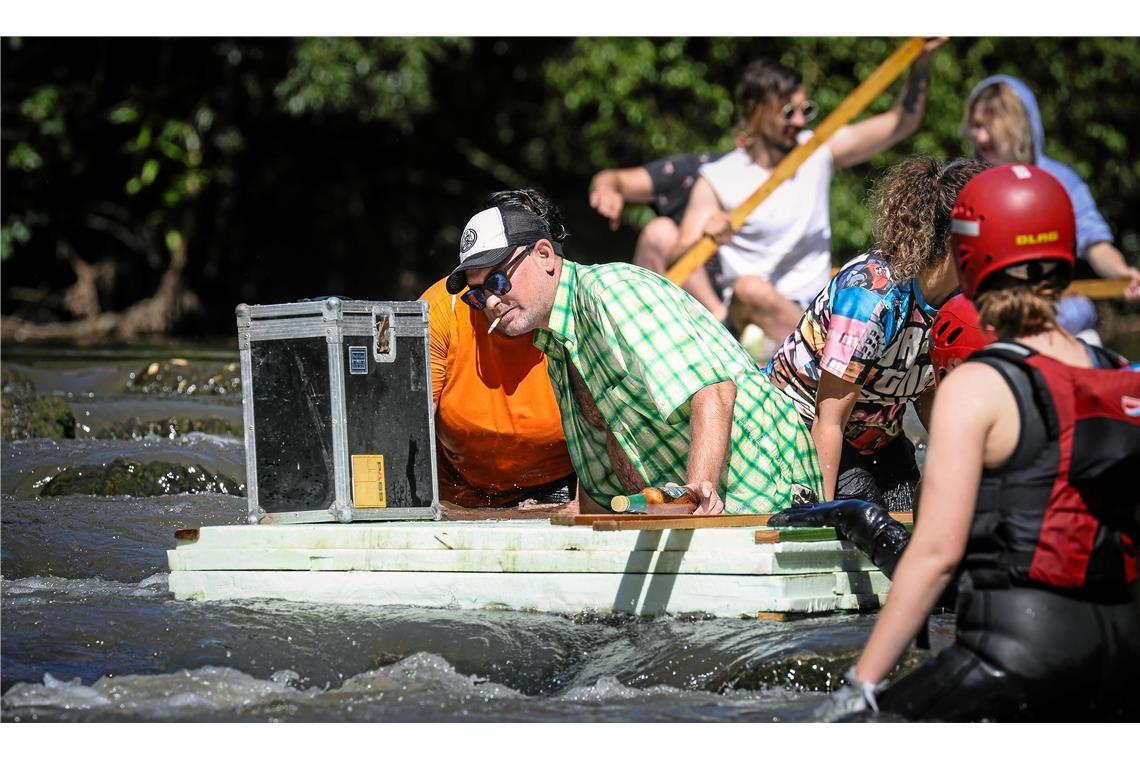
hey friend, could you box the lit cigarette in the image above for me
[487,316,502,334]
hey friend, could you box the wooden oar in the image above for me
[1064,278,1130,300]
[666,37,927,286]
[824,269,1129,300]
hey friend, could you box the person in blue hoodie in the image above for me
[962,75,1140,339]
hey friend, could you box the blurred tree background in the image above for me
[3,36,1138,341]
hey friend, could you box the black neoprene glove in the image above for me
[768,499,911,579]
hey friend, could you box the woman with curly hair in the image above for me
[765,155,988,512]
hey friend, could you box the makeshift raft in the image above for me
[167,513,909,619]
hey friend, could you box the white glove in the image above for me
[813,666,883,722]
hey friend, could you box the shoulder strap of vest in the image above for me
[966,341,1054,461]
[1084,342,1129,370]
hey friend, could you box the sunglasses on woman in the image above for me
[459,246,533,310]
[780,100,818,123]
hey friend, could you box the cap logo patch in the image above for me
[1123,396,1140,417]
[1015,230,1058,246]
[460,228,478,254]
[1011,165,1032,179]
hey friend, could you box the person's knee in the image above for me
[634,218,679,270]
[732,275,782,312]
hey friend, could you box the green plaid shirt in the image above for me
[533,261,821,513]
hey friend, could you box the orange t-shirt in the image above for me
[420,277,572,507]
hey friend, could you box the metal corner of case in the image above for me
[329,501,354,524]
[235,303,252,319]
[322,298,343,320]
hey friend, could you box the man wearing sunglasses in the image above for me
[421,229,575,511]
[672,40,946,360]
[445,189,821,515]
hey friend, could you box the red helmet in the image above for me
[930,294,994,385]
[950,164,1076,300]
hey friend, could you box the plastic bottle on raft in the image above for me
[610,485,700,514]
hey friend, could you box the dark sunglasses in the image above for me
[780,100,818,123]
[460,246,532,310]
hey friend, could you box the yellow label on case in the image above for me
[351,454,387,508]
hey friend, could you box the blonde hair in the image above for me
[964,83,1035,164]
[975,280,1064,339]
[869,156,989,280]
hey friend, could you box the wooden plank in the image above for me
[756,520,915,544]
[755,527,840,544]
[588,511,913,532]
[553,513,772,528]
[592,514,777,531]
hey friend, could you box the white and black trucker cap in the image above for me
[445,205,561,294]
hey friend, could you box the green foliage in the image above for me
[3,37,1138,333]
[541,38,736,170]
[275,37,472,131]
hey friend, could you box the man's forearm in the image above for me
[687,381,736,484]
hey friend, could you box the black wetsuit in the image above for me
[876,341,1140,721]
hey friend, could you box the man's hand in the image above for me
[702,210,735,245]
[919,37,947,57]
[670,480,725,515]
[589,185,625,231]
[1123,267,1140,300]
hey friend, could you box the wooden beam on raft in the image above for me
[553,511,915,532]
[665,37,927,286]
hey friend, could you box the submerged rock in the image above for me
[2,394,77,440]
[87,415,243,439]
[38,457,244,497]
[2,366,35,394]
[127,359,241,396]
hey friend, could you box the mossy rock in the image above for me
[39,457,244,497]
[91,415,243,439]
[127,359,241,396]
[2,367,35,394]
[1,394,76,440]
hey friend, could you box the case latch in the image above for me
[372,306,396,363]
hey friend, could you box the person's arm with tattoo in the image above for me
[827,38,946,170]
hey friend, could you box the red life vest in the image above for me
[962,341,1140,601]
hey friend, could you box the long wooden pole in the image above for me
[1064,278,1130,300]
[666,37,927,286]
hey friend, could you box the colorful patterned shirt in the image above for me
[532,260,821,513]
[764,252,939,454]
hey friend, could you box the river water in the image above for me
[1,343,955,723]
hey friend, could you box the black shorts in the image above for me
[835,435,920,512]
